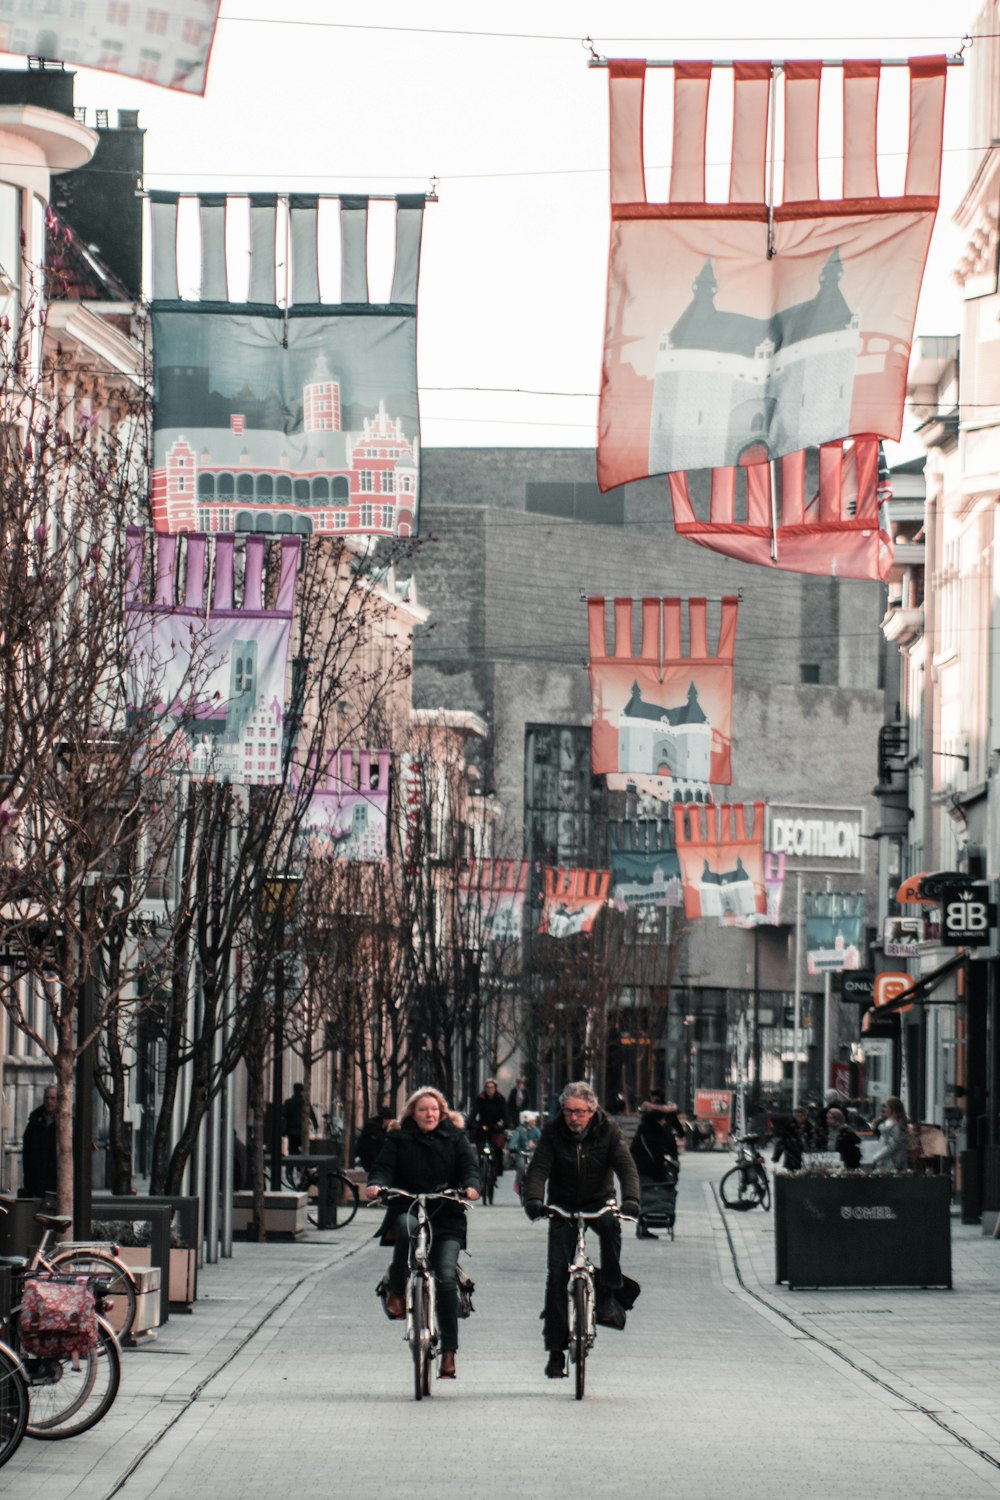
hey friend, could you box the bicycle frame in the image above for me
[545,1203,621,1355]
[378,1189,470,1399]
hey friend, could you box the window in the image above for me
[382,470,396,493]
[333,511,347,529]
[360,504,374,528]
[182,19,204,45]
[359,470,374,493]
[524,725,608,867]
[380,506,394,529]
[147,8,168,33]
[800,664,820,684]
[107,1,129,23]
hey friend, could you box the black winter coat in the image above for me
[22,1106,57,1197]
[368,1115,480,1245]
[523,1109,639,1211]
[630,1117,678,1182]
[468,1091,508,1135]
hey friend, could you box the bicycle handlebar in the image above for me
[542,1202,631,1224]
[370,1187,474,1207]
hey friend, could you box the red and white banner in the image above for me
[673,802,766,920]
[720,850,786,928]
[539,867,610,938]
[600,58,946,487]
[589,595,738,799]
[124,526,299,786]
[667,436,893,581]
[0,2,220,94]
[458,860,530,943]
[297,749,391,862]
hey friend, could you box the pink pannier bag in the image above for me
[20,1274,98,1366]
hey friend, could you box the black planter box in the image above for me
[774,1173,952,1289]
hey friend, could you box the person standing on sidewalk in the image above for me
[869,1096,911,1171]
[522,1080,640,1379]
[21,1084,58,1198]
[365,1087,480,1379]
[771,1104,817,1172]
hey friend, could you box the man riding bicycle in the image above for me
[522,1081,640,1379]
[467,1078,509,1175]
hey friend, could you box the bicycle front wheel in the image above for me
[572,1279,588,1400]
[410,1276,432,1402]
[0,1345,28,1469]
[756,1168,771,1212]
[25,1315,122,1440]
[49,1250,137,1343]
[719,1166,754,1210]
[307,1172,360,1230]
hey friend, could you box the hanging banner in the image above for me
[673,802,766,920]
[0,2,221,94]
[150,192,425,538]
[599,58,947,486]
[457,859,530,943]
[589,595,738,800]
[124,526,299,785]
[666,437,893,581]
[720,850,786,928]
[397,753,424,876]
[805,890,864,973]
[609,820,682,911]
[297,749,391,862]
[539,867,610,938]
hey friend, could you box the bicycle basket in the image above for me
[19,1273,98,1363]
[456,1264,475,1319]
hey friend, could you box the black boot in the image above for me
[636,1218,658,1239]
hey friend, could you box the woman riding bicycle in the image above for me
[365,1087,480,1379]
[508,1110,542,1195]
[467,1078,510,1175]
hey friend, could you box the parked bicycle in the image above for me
[0,1338,28,1468]
[0,1211,123,1439]
[376,1188,471,1400]
[542,1202,632,1400]
[719,1135,771,1212]
[281,1159,360,1228]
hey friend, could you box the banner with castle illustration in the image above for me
[673,802,766,921]
[805,890,864,973]
[124,527,299,785]
[720,851,786,928]
[610,820,682,911]
[539,867,611,938]
[297,749,391,862]
[1,3,221,94]
[150,193,425,537]
[599,59,946,492]
[589,595,738,799]
[457,860,530,943]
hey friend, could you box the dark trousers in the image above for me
[543,1213,622,1352]
[388,1212,462,1353]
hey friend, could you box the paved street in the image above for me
[5,1154,1000,1500]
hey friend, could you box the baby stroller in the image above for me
[637,1159,679,1240]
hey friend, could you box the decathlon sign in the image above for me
[767,805,864,874]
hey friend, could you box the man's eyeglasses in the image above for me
[563,1106,594,1117]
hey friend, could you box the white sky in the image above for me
[47,1,983,460]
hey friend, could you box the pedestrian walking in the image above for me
[771,1104,817,1172]
[869,1096,911,1171]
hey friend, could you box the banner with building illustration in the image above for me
[599,58,947,490]
[673,802,766,920]
[296,749,391,862]
[805,890,864,973]
[0,2,221,94]
[124,527,299,785]
[589,595,738,799]
[609,820,682,911]
[720,850,786,928]
[457,860,530,943]
[539,867,610,938]
[149,192,425,537]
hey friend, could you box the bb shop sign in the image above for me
[767,805,864,874]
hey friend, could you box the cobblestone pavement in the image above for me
[5,1154,1000,1500]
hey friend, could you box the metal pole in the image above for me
[204,1016,222,1264]
[270,940,284,1193]
[792,875,803,1110]
[821,877,833,1097]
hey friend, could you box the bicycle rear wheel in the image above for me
[719,1166,758,1210]
[25,1315,121,1440]
[48,1250,137,1343]
[0,1345,28,1469]
[307,1172,360,1229]
[757,1169,771,1212]
[572,1279,588,1400]
[410,1276,432,1401]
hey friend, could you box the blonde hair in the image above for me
[400,1086,451,1122]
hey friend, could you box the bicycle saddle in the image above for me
[34,1213,73,1231]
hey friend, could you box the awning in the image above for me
[896,869,966,905]
[864,951,967,1018]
